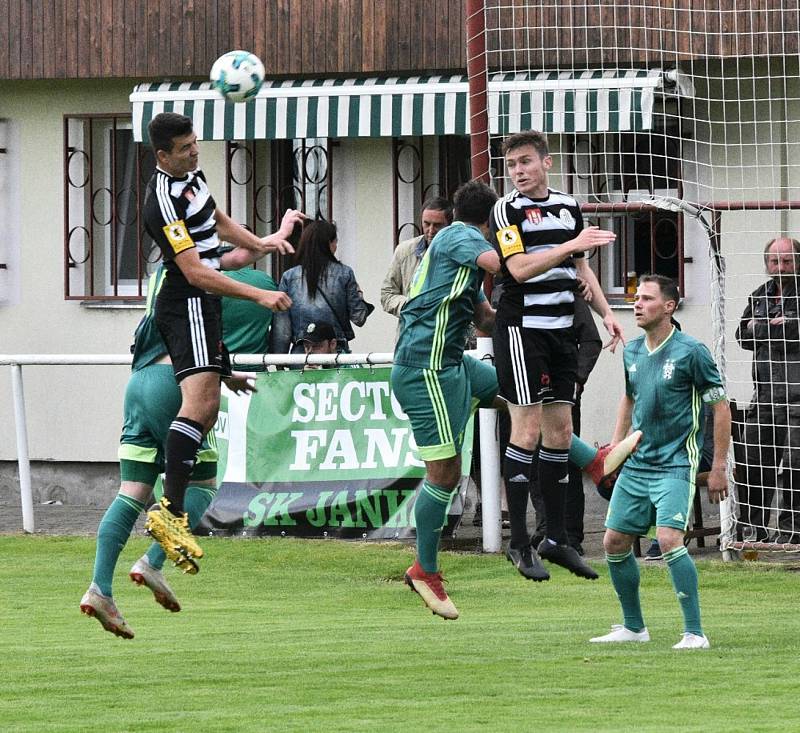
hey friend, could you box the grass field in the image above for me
[1,536,799,733]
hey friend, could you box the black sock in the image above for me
[163,417,204,515]
[539,446,570,545]
[503,443,534,548]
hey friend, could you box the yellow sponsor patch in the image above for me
[162,220,194,254]
[496,224,524,258]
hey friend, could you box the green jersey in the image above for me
[131,265,277,372]
[131,267,169,372]
[623,328,725,471]
[222,268,277,370]
[394,222,492,370]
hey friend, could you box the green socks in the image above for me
[569,434,597,470]
[414,480,454,573]
[664,545,703,636]
[606,549,646,632]
[146,484,216,570]
[92,494,146,596]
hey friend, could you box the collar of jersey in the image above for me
[645,325,676,356]
[156,165,190,181]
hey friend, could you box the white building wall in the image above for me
[1,66,794,464]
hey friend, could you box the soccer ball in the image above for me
[209,50,265,103]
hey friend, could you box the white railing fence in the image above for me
[0,346,503,551]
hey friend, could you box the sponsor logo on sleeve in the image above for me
[496,224,524,258]
[163,220,194,255]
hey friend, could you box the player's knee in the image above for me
[655,527,684,553]
[426,458,461,490]
[603,531,631,555]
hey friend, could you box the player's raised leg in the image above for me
[133,478,217,608]
[80,475,151,639]
[535,403,598,580]
[144,372,216,567]
[394,365,464,619]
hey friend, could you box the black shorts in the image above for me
[493,322,578,406]
[155,290,231,383]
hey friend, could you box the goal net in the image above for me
[468,1,800,555]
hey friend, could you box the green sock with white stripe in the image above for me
[92,493,146,597]
[414,480,454,573]
[606,549,646,632]
[664,545,703,636]
[146,483,217,570]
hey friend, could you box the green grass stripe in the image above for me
[422,368,452,445]
[5,537,800,731]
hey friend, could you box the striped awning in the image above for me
[130,70,664,142]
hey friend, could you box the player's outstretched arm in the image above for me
[215,207,305,255]
[506,226,615,283]
[707,399,731,504]
[174,248,291,311]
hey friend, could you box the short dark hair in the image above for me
[501,130,550,158]
[453,180,498,226]
[639,273,680,309]
[420,196,454,224]
[148,112,194,155]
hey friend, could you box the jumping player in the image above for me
[79,257,276,638]
[392,179,637,617]
[141,112,303,569]
[490,130,623,581]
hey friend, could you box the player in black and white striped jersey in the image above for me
[489,130,624,580]
[141,112,305,568]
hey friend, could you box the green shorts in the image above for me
[118,364,217,484]
[391,354,498,461]
[605,466,695,536]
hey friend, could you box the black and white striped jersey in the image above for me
[490,187,584,330]
[143,167,222,290]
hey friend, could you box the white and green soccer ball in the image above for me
[210,50,265,103]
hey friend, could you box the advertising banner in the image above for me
[197,367,470,539]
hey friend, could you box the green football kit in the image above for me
[392,221,496,461]
[602,326,725,641]
[606,327,726,535]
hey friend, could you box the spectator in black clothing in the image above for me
[736,236,800,543]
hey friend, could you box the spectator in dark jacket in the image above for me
[270,220,374,354]
[736,236,800,543]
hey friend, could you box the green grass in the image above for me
[1,536,799,733]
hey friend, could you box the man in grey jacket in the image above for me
[736,236,800,543]
[380,197,453,338]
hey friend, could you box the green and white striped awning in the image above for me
[131,70,664,142]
